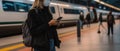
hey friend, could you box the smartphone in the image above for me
[57,17,62,21]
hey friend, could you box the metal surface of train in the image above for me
[0,0,120,37]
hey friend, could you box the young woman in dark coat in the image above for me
[27,0,61,51]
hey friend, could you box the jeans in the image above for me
[80,20,83,29]
[34,39,56,51]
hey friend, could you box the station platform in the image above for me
[0,20,120,51]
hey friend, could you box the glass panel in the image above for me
[64,8,80,14]
[50,7,55,13]
[15,2,28,12]
[2,1,15,11]
[28,4,32,10]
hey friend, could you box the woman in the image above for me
[97,13,103,33]
[79,11,84,29]
[27,0,61,51]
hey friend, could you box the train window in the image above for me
[15,2,28,12]
[102,13,108,15]
[64,8,80,14]
[50,7,55,14]
[2,1,15,11]
[80,10,84,14]
[28,4,32,10]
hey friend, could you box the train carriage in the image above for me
[0,0,119,37]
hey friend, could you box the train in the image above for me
[0,0,120,37]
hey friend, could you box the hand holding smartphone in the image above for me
[56,17,62,22]
[49,17,62,26]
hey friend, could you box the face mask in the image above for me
[43,0,50,6]
[80,12,83,15]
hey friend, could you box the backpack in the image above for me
[22,19,32,47]
[22,8,38,47]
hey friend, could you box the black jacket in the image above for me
[79,14,84,21]
[107,14,115,25]
[27,6,61,50]
[86,13,91,21]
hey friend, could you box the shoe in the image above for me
[97,30,101,34]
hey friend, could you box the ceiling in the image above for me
[102,0,120,8]
[56,0,120,12]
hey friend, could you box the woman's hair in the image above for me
[31,0,44,9]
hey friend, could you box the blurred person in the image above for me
[79,11,84,29]
[27,0,61,51]
[99,13,103,25]
[86,12,91,27]
[107,11,115,36]
[97,13,104,33]
[90,8,94,22]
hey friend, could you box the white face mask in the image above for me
[80,12,83,15]
[43,0,50,6]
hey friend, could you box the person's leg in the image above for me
[98,22,101,30]
[87,21,90,27]
[107,24,110,35]
[87,21,89,27]
[89,21,90,27]
[50,39,56,51]
[111,25,114,35]
[82,21,84,28]
[80,21,83,29]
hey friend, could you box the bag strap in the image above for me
[35,8,38,15]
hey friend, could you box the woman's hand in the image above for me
[49,20,57,26]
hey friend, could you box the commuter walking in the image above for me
[79,11,84,29]
[27,0,61,51]
[99,13,103,25]
[86,12,91,27]
[98,13,103,33]
[107,11,115,36]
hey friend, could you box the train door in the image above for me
[50,5,61,20]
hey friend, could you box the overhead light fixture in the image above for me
[30,0,34,1]
[94,0,120,11]
[103,7,106,9]
[50,3,70,7]
[94,0,100,1]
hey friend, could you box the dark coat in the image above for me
[107,14,115,25]
[79,14,84,21]
[27,6,61,50]
[86,13,91,21]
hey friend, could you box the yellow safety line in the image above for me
[59,31,76,37]
[0,32,75,51]
[0,44,24,51]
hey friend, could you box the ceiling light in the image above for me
[30,0,34,1]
